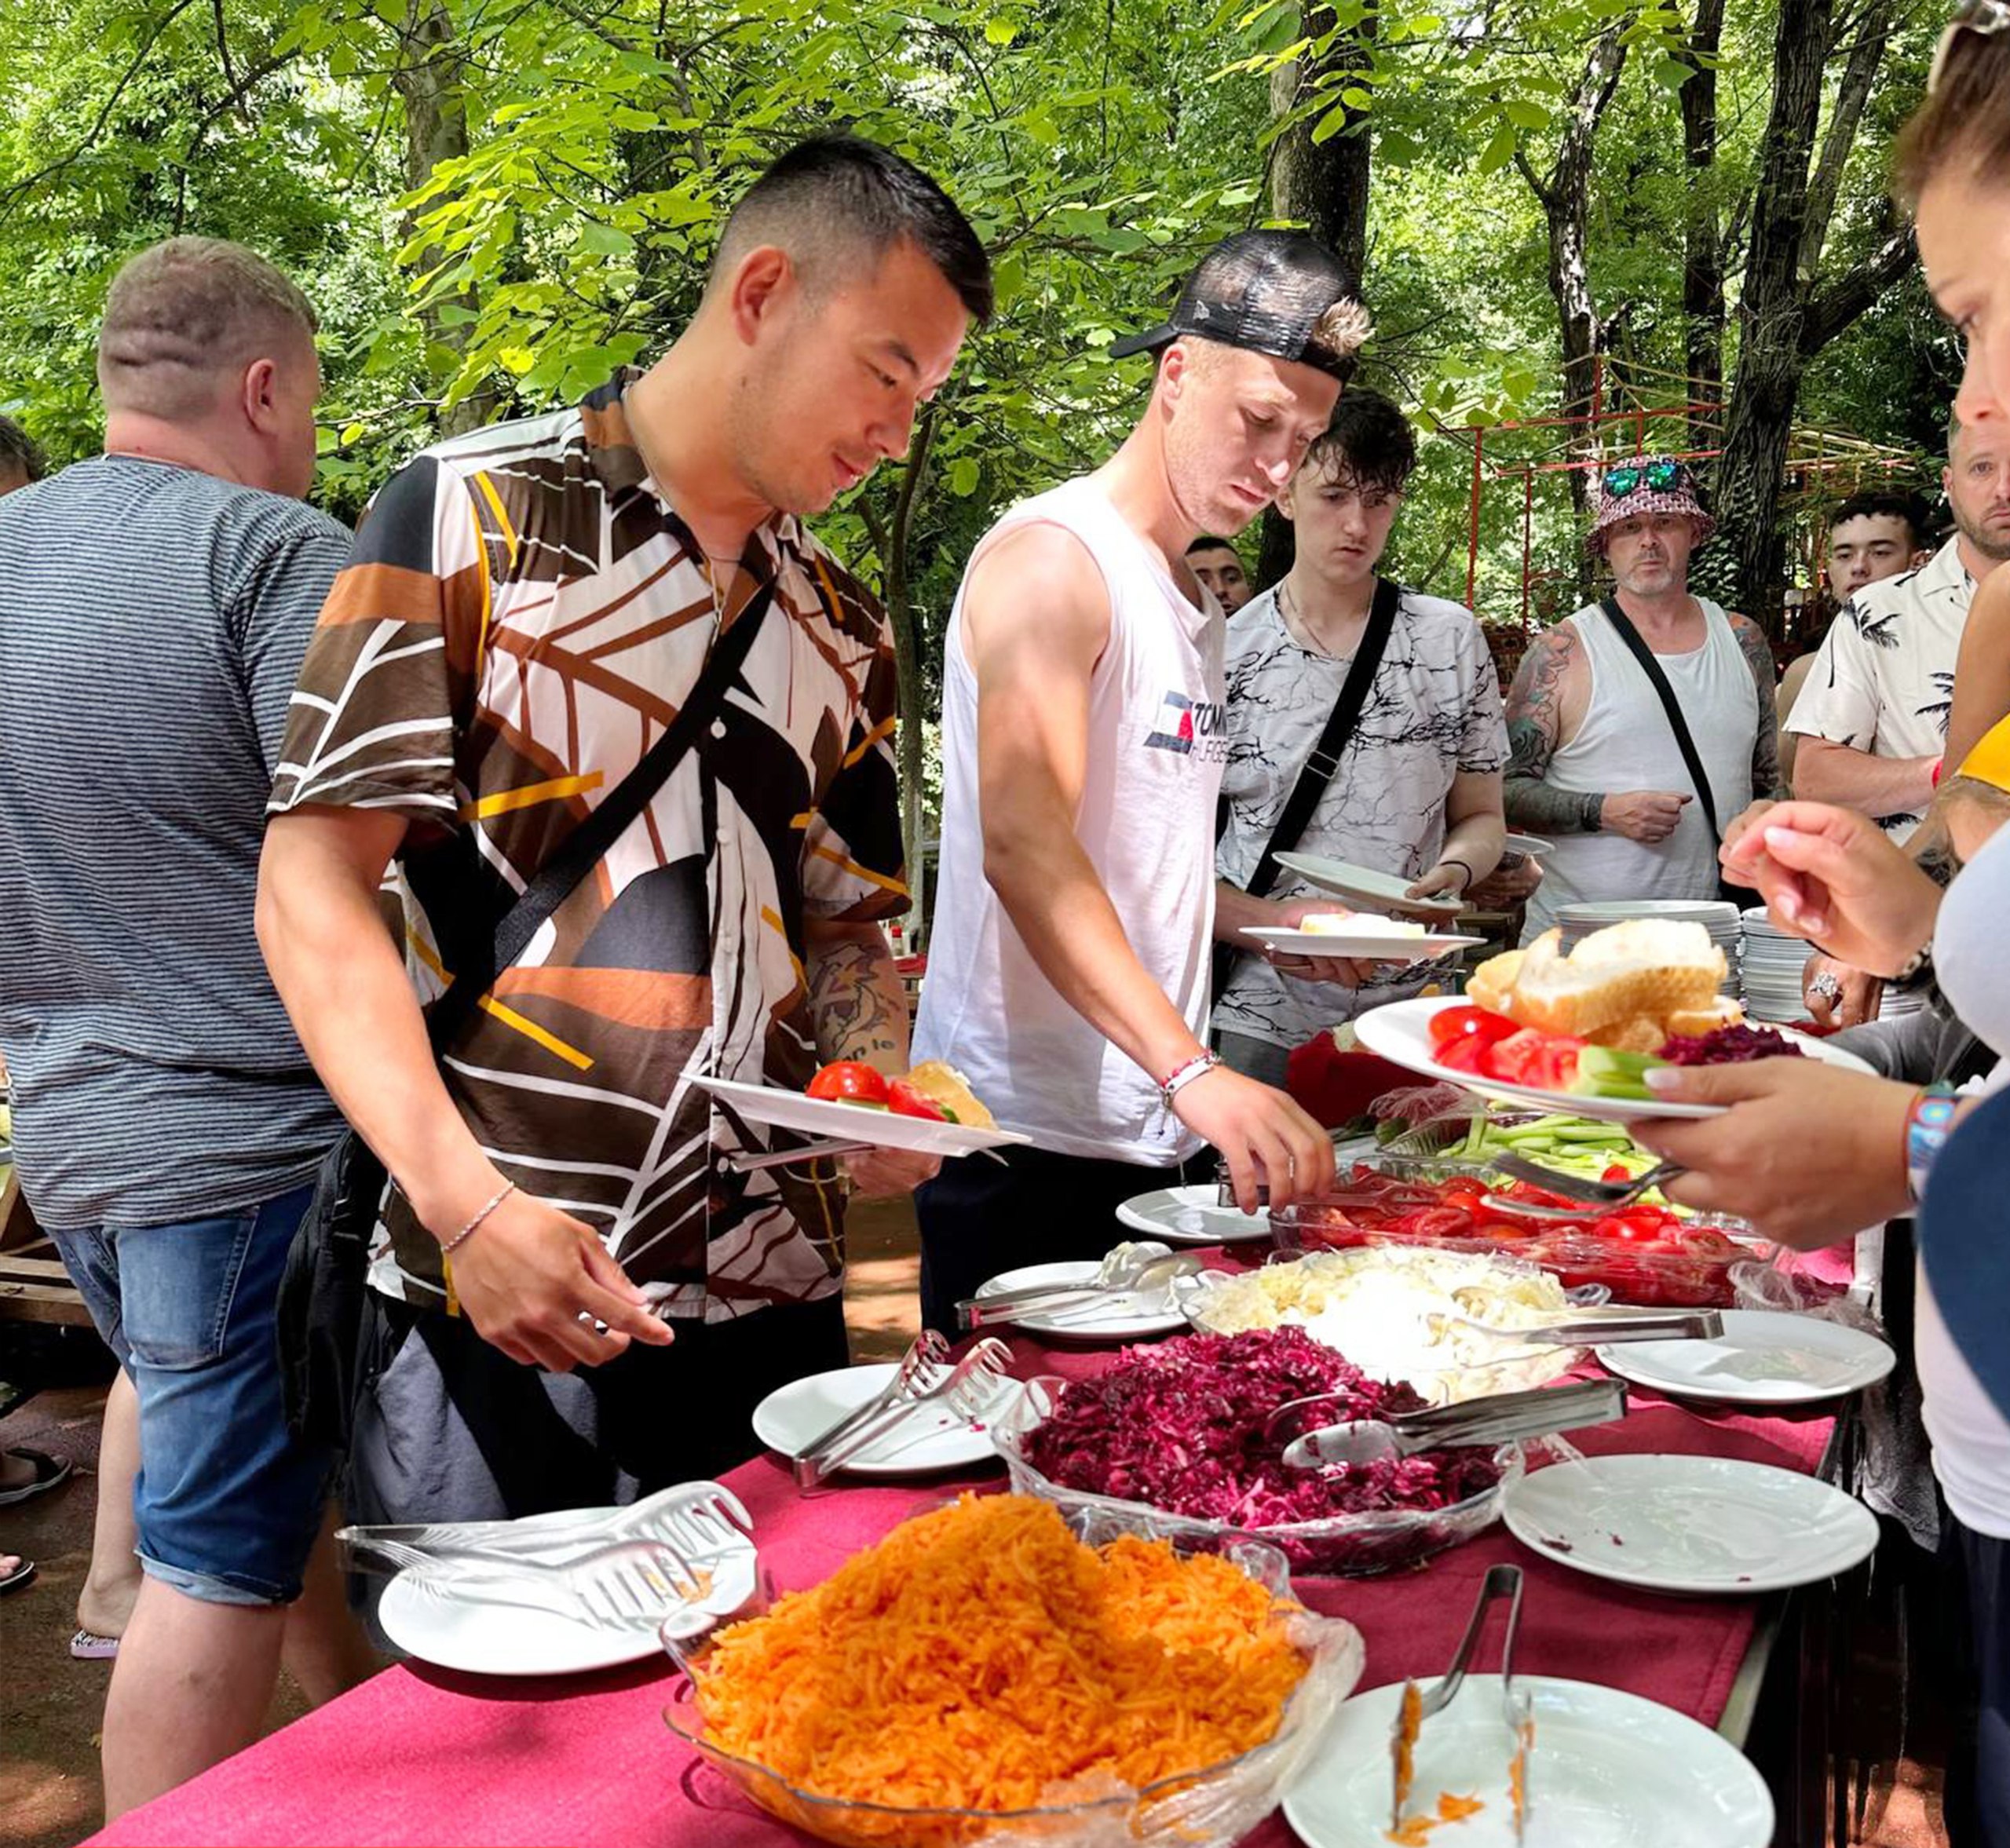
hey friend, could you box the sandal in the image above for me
[0,1555,35,1594]
[0,1446,73,1507]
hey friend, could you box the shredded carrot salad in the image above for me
[692,1496,1308,1823]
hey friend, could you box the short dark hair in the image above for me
[1186,535,1242,559]
[1895,27,2010,206]
[713,135,992,323]
[0,414,43,483]
[1829,488,1934,553]
[1302,386,1416,496]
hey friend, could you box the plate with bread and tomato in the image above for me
[692,1059,1032,1158]
[1354,919,1871,1123]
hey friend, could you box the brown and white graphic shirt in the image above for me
[270,374,904,1320]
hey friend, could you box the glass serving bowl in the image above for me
[994,1379,1521,1579]
[660,1505,1365,1848]
[1173,1247,1610,1406]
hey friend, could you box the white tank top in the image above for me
[1522,599,1756,944]
[913,477,1225,1165]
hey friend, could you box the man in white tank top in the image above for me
[912,232,1365,1331]
[1502,456,1781,944]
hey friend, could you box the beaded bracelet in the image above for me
[441,1180,517,1257]
[1157,1050,1222,1110]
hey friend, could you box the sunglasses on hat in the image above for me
[1929,0,2010,93]
[1601,458,1692,499]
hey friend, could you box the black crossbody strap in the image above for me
[1212,575,1401,999]
[1595,594,1722,844]
[427,580,775,1047]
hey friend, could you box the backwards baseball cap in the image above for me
[1107,230,1371,382]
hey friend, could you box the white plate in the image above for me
[751,1363,1027,1476]
[1241,925,1483,959]
[1113,1181,1273,1246]
[690,1076,1032,1157]
[974,1261,1189,1340]
[1352,995,1873,1123]
[1504,833,1553,860]
[1285,1675,1772,1848]
[1274,853,1467,917]
[1503,1453,1878,1595]
[1595,1309,1895,1406]
[376,1505,758,1677]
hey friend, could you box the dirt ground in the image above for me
[0,1200,1956,1848]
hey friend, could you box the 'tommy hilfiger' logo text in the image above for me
[1144,691,1228,758]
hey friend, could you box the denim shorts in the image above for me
[52,1182,331,1606]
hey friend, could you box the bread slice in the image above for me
[901,1060,996,1129]
[1498,920,1727,1044]
[1466,948,1525,1015]
[1665,999,1745,1038]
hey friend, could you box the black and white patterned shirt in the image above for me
[1214,583,1508,1051]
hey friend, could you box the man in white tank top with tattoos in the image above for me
[913,233,1366,1330]
[1502,457,1782,944]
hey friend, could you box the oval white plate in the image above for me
[974,1261,1188,1341]
[1596,1309,1895,1406]
[751,1363,1026,1477]
[1504,833,1554,860]
[1285,1675,1772,1848]
[1504,1453,1878,1594]
[1274,852,1467,917]
[1241,926,1484,958]
[1353,994,1873,1123]
[377,1506,758,1677]
[1114,1181,1272,1246]
[690,1075,1032,1157]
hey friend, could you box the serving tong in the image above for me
[1440,1304,1723,1348]
[1275,1377,1625,1471]
[1390,1564,1532,1843]
[1482,1152,1688,1221]
[791,1333,1014,1492]
[336,1481,755,1634]
[956,1242,1203,1330]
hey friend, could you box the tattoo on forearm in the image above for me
[1731,615,1786,802]
[1501,628,1603,834]
[807,936,906,1065]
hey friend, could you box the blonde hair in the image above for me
[97,237,317,421]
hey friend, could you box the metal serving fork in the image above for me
[795,1338,1015,1492]
[791,1328,951,1478]
[957,1244,1202,1330]
[1484,1152,1687,1220]
[342,1534,724,1634]
[1390,1563,1532,1845]
[337,1481,752,1570]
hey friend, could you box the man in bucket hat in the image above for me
[1502,453,1781,943]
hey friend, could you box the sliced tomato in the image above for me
[1427,1005,1521,1052]
[1482,1029,1583,1092]
[1602,1163,1635,1185]
[886,1079,952,1122]
[1434,1035,1493,1075]
[806,1060,890,1105]
[1439,1181,1489,1214]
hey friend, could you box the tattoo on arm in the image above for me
[1502,627,1603,834]
[806,932,908,1067]
[1730,614,1785,802]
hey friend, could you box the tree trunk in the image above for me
[883,407,938,945]
[1256,5,1375,591]
[1677,0,1727,450]
[393,0,491,436]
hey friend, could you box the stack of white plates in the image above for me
[1556,899,1742,998]
[1740,907,1923,1024]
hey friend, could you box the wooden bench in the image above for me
[0,1171,91,1325]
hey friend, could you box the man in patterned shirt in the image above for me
[258,137,990,1521]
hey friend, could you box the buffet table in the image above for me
[85,1313,1843,1848]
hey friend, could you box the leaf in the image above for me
[984,16,1017,43]
[339,422,367,447]
[1502,99,1549,132]
[948,457,980,495]
[1650,54,1696,91]
[1478,122,1518,175]
[576,222,637,259]
[1376,128,1423,164]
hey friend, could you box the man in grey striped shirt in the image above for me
[0,238,372,1820]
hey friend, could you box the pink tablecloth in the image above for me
[86,1324,1839,1848]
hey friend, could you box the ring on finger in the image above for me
[1808,972,1843,1004]
[576,1309,612,1337]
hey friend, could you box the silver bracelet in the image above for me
[441,1181,517,1257]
